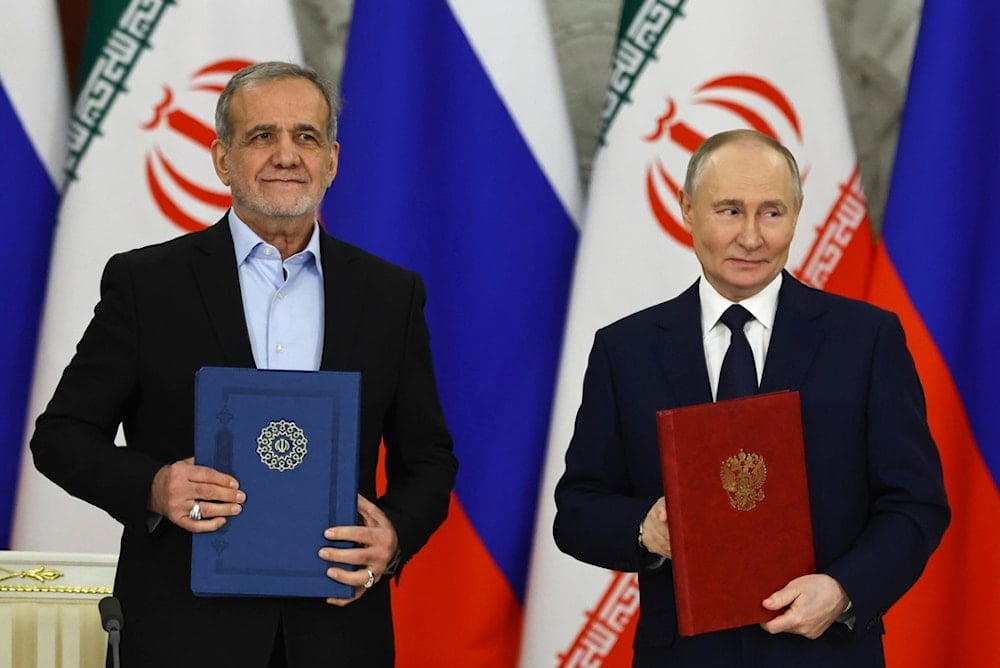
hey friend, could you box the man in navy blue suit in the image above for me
[553,129,949,667]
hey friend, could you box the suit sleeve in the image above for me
[824,312,950,633]
[30,253,163,534]
[377,274,458,565]
[553,330,660,572]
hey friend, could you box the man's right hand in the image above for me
[641,496,672,559]
[148,457,244,532]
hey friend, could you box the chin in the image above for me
[722,278,769,299]
[260,199,318,219]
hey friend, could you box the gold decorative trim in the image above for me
[0,585,113,595]
[0,565,64,584]
[0,564,111,595]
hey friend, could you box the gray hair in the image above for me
[684,129,803,207]
[214,61,341,146]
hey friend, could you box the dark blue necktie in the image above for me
[717,304,758,400]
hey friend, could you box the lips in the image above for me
[263,177,307,184]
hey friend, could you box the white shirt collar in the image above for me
[699,271,783,337]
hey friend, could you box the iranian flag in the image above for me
[519,1,873,665]
[13,0,303,553]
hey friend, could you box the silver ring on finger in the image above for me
[189,501,202,521]
[363,568,375,589]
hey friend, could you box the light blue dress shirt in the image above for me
[228,211,324,371]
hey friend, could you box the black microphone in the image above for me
[99,596,123,668]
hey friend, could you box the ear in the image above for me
[210,139,231,186]
[324,141,340,188]
[678,189,694,231]
[790,196,803,231]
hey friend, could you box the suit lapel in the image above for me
[190,219,255,367]
[318,233,365,370]
[760,272,828,393]
[651,280,714,407]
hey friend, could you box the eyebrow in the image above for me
[244,123,277,138]
[714,198,744,208]
[713,198,788,211]
[242,123,322,138]
[292,123,322,135]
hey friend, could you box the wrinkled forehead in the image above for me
[230,78,330,123]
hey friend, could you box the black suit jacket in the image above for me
[32,219,457,667]
[554,272,949,667]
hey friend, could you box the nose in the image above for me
[736,218,763,251]
[271,133,300,168]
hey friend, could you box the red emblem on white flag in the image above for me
[643,74,805,249]
[142,59,252,231]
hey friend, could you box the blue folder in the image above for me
[191,367,360,599]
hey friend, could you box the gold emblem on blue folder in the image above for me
[257,419,308,471]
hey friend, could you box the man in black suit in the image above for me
[553,129,949,666]
[31,61,457,667]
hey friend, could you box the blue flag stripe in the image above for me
[0,83,60,547]
[324,1,577,599]
[881,0,1000,487]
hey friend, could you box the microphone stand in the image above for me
[99,596,123,668]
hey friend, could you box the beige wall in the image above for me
[291,0,923,231]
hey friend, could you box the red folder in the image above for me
[656,390,815,636]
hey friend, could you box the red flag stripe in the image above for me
[391,492,522,668]
[867,245,1000,667]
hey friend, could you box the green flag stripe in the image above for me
[67,0,174,185]
[599,0,687,145]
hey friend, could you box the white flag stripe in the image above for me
[449,0,583,225]
[521,1,864,664]
[13,0,304,553]
[0,2,69,186]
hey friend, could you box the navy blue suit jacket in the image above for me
[32,219,457,667]
[554,272,949,667]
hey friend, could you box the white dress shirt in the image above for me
[699,272,782,401]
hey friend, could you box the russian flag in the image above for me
[867,1,1000,664]
[321,1,581,664]
[0,4,67,547]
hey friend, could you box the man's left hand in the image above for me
[318,494,399,607]
[759,573,849,639]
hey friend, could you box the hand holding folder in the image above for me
[656,390,815,636]
[191,367,361,600]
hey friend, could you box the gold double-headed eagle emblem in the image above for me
[720,448,767,511]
